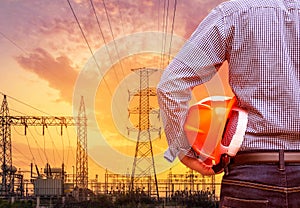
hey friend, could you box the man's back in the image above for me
[157,1,300,206]
[158,0,300,161]
[219,0,300,151]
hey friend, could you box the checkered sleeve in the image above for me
[157,7,227,162]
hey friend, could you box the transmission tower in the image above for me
[75,96,88,193]
[128,68,161,199]
[0,94,88,198]
[0,95,13,195]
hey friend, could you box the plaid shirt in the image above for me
[157,0,300,162]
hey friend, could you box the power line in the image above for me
[0,92,52,116]
[67,0,114,97]
[160,0,170,69]
[43,134,49,163]
[116,0,128,41]
[158,0,177,70]
[163,0,170,65]
[157,0,162,34]
[89,0,131,130]
[12,125,35,163]
[65,128,75,167]
[46,128,63,166]
[115,0,131,68]
[168,0,177,62]
[101,0,128,88]
[89,0,120,83]
[0,32,75,108]
[57,127,65,163]
[66,0,101,75]
[24,132,36,164]
[12,126,25,137]
[28,128,46,165]
[0,31,27,54]
[157,0,162,69]
[12,144,32,165]
[9,108,28,116]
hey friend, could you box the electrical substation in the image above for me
[0,68,218,207]
[0,0,225,207]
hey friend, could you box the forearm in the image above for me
[157,64,194,161]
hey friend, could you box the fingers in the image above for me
[179,153,215,175]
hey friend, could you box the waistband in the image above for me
[230,150,300,169]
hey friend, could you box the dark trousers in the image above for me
[219,163,300,208]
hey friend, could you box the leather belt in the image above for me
[231,151,300,167]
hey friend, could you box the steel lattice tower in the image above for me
[76,96,88,192]
[128,68,160,199]
[0,95,13,195]
[0,94,88,198]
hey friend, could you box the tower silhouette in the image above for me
[128,68,161,199]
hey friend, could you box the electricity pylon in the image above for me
[75,96,88,194]
[0,95,13,195]
[0,94,88,198]
[128,68,161,199]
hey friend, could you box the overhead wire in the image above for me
[0,31,27,55]
[61,133,65,164]
[14,125,51,166]
[12,160,30,168]
[160,0,169,69]
[11,111,49,166]
[28,128,46,165]
[65,128,76,167]
[101,0,129,90]
[89,0,119,82]
[67,0,114,98]
[2,0,180,172]
[1,92,77,168]
[9,108,28,116]
[43,134,49,163]
[168,0,177,63]
[114,0,133,155]
[162,0,170,67]
[159,0,178,72]
[1,1,108,170]
[24,131,36,165]
[12,145,32,165]
[157,0,161,32]
[0,92,53,116]
[157,0,162,69]
[66,0,101,74]
[46,128,63,166]
[34,126,44,137]
[0,31,76,114]
[116,0,128,46]
[12,125,26,137]
[55,126,65,163]
[89,0,131,131]
[69,0,129,156]
[3,93,52,168]
[115,0,131,68]
[0,36,82,168]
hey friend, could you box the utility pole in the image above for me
[128,68,160,199]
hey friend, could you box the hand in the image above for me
[178,152,215,175]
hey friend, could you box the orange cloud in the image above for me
[15,48,78,103]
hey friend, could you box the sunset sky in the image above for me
[0,0,232,182]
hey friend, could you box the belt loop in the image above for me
[279,149,285,171]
